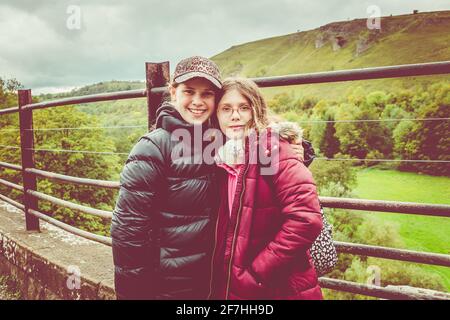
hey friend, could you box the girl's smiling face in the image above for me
[217,88,253,139]
[170,77,216,125]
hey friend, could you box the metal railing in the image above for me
[1,60,450,300]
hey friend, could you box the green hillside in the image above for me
[211,10,450,100]
[37,10,450,117]
[38,80,145,101]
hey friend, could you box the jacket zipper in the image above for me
[224,162,250,299]
[207,205,221,299]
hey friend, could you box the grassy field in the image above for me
[353,168,450,291]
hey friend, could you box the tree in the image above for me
[1,79,121,235]
[392,82,450,176]
[365,91,388,114]
[0,77,22,107]
[310,159,357,197]
[0,78,23,202]
[267,92,295,114]
[335,101,393,161]
[33,106,121,235]
[394,102,450,176]
[308,100,337,156]
[319,117,340,158]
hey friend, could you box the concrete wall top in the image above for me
[0,200,115,300]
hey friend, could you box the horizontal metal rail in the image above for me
[0,178,23,191]
[4,169,449,218]
[5,187,448,266]
[334,241,450,267]
[25,168,120,189]
[26,189,112,219]
[27,124,147,131]
[2,186,448,266]
[30,147,128,156]
[316,157,450,163]
[1,189,447,300]
[0,193,24,210]
[0,161,22,171]
[318,277,449,300]
[10,61,448,113]
[0,145,20,150]
[0,107,20,116]
[0,193,111,245]
[320,196,450,217]
[23,89,147,111]
[28,209,112,246]
[253,60,450,88]
[1,165,120,188]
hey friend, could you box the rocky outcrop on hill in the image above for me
[314,12,450,56]
[315,20,365,52]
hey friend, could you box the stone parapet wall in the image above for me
[0,200,115,300]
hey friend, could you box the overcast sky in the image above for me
[0,0,449,93]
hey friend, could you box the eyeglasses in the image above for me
[218,105,252,116]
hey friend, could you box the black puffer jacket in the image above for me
[111,102,218,300]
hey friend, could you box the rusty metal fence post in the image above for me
[145,62,170,131]
[18,89,39,231]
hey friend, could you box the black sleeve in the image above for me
[110,136,166,299]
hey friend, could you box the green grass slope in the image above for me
[211,10,450,100]
[353,168,450,291]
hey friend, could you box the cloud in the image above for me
[0,0,449,92]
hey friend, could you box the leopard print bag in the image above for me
[310,204,338,277]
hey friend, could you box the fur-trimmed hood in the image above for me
[269,121,304,143]
[268,121,315,167]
